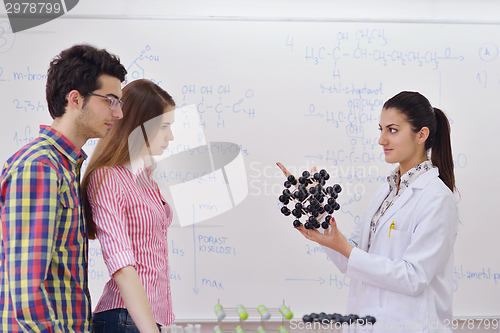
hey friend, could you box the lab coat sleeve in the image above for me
[322,216,364,274]
[345,188,458,296]
[322,183,387,274]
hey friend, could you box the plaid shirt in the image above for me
[0,125,91,333]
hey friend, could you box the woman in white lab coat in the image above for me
[281,91,459,332]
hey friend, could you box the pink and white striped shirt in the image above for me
[87,161,175,326]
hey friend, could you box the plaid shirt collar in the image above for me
[39,125,88,164]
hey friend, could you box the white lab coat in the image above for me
[324,167,459,333]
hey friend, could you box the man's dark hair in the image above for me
[46,44,127,119]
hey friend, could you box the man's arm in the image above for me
[1,162,63,333]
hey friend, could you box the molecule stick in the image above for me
[214,304,226,320]
[279,305,293,320]
[257,305,271,320]
[236,305,248,321]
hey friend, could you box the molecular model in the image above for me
[213,304,294,333]
[279,170,342,230]
[302,312,376,326]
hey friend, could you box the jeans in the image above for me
[93,308,162,333]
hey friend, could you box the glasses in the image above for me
[88,93,123,110]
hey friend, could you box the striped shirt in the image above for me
[0,125,91,333]
[86,161,175,326]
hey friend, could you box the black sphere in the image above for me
[348,315,359,324]
[357,318,366,325]
[281,207,291,216]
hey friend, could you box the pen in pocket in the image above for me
[389,221,395,238]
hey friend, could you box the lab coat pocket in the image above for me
[385,229,412,260]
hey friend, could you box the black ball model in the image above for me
[301,312,376,326]
[279,169,342,229]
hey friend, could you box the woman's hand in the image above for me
[297,218,354,258]
[113,266,160,333]
[276,162,316,182]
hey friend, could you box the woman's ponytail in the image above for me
[430,108,455,192]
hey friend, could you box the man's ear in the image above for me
[66,90,83,111]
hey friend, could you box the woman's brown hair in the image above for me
[81,79,175,239]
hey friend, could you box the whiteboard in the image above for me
[0,16,499,320]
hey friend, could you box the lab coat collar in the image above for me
[372,167,440,237]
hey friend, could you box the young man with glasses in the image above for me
[0,44,127,333]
